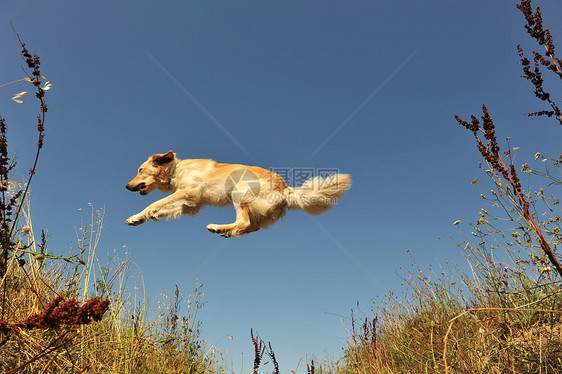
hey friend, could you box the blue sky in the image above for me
[2,0,562,371]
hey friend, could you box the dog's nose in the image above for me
[126,182,145,191]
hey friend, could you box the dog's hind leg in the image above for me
[207,202,258,237]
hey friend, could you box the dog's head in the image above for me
[126,151,176,195]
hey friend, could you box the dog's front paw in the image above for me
[126,214,146,226]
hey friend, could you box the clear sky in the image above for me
[2,0,562,372]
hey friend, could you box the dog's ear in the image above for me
[152,150,175,165]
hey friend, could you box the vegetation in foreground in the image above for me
[0,35,221,374]
[1,210,219,373]
[330,1,562,373]
[2,1,562,373]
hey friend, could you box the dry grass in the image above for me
[336,231,562,374]
[333,149,562,373]
[0,34,223,373]
[323,2,562,372]
[0,205,223,373]
[4,1,562,373]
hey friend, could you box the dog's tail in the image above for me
[284,174,351,215]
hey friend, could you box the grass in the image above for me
[327,151,562,374]
[0,35,223,373]
[1,204,223,373]
[325,1,562,371]
[6,173,561,373]
[3,1,562,373]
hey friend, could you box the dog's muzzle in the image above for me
[126,182,146,194]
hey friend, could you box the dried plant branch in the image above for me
[307,359,316,374]
[455,105,562,278]
[0,31,48,279]
[0,295,110,335]
[516,0,562,124]
[250,329,265,374]
[9,30,47,239]
[267,342,280,374]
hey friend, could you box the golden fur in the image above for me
[125,151,351,237]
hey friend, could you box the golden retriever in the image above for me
[125,151,351,237]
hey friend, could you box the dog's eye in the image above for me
[138,168,143,173]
